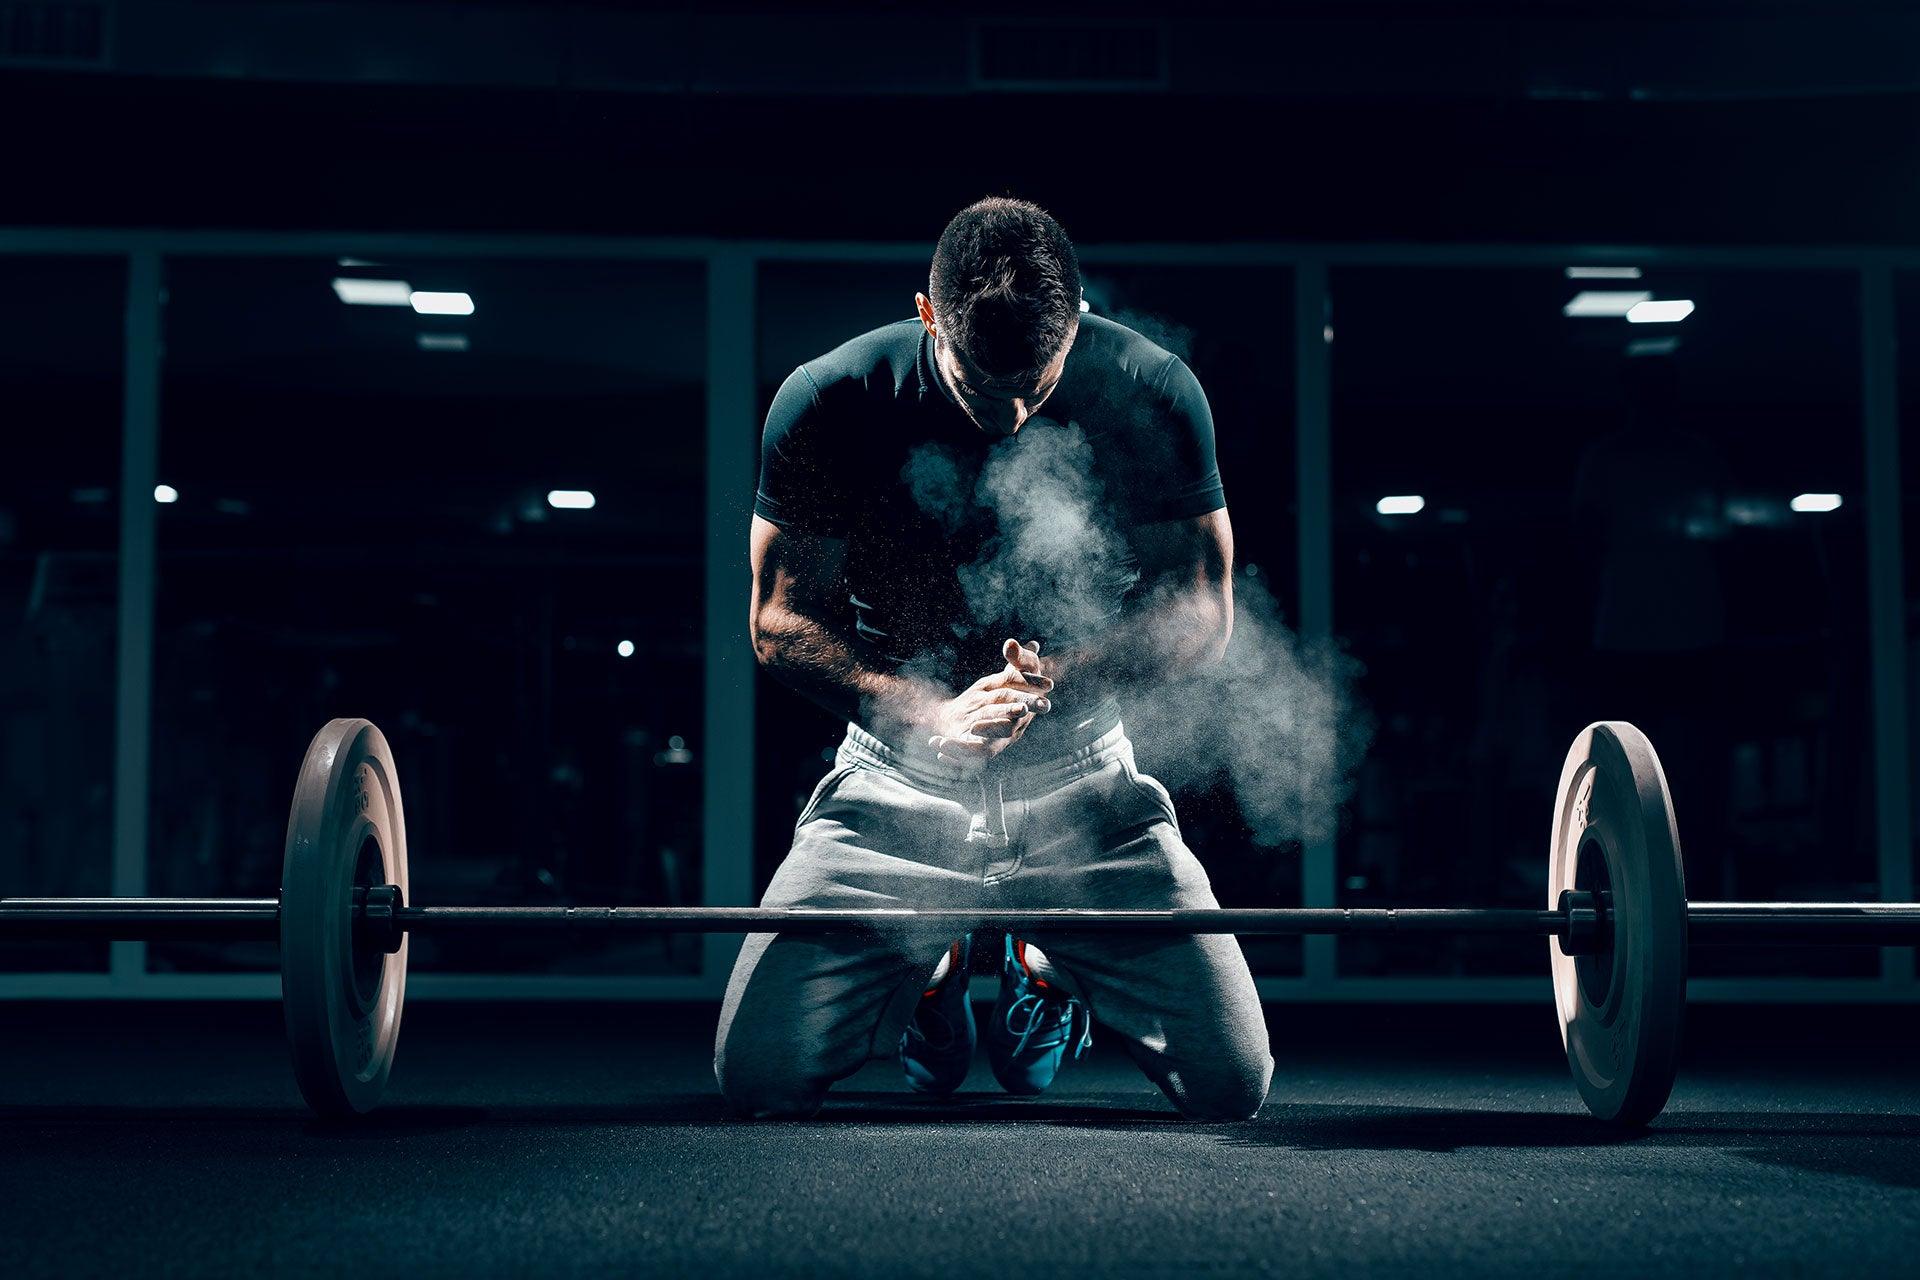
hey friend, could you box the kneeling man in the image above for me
[716,197,1272,1121]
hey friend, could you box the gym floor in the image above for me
[1,1000,1914,1278]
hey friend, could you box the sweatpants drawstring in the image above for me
[965,776,1011,848]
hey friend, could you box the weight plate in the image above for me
[1548,721,1687,1127]
[281,718,409,1117]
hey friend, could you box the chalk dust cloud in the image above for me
[899,327,1372,849]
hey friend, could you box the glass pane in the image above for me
[0,257,123,974]
[752,259,1302,974]
[1333,265,1872,977]
[149,256,706,976]
[1081,264,1302,975]
[751,262,909,898]
[1893,272,1920,917]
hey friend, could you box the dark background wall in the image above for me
[4,0,1919,996]
[5,0,1920,245]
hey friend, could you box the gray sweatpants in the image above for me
[713,716,1273,1121]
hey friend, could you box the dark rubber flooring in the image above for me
[1,999,1917,1278]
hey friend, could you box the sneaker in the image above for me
[986,934,1092,1097]
[899,936,976,1095]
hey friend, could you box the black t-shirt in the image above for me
[755,314,1225,710]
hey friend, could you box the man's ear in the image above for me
[914,292,937,334]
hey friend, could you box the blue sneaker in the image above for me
[986,935,1092,1097]
[899,936,975,1096]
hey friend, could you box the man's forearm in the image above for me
[1048,579,1232,693]
[753,607,949,735]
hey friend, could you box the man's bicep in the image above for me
[750,514,848,620]
[1130,508,1234,588]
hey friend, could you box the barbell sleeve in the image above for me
[1685,902,1920,947]
[0,897,282,941]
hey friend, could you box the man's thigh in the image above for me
[713,930,933,1116]
[1013,752,1273,1119]
[712,761,973,1115]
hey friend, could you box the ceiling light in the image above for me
[1626,299,1695,324]
[1564,291,1652,318]
[331,278,414,306]
[410,291,475,316]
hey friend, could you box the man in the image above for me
[715,197,1272,1120]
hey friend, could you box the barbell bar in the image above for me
[3,717,1915,1127]
[6,898,1920,950]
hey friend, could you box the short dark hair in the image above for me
[929,197,1081,378]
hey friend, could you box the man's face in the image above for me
[917,292,1075,438]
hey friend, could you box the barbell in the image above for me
[3,718,1917,1125]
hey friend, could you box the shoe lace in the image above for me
[1002,991,1093,1062]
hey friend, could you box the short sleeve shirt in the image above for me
[755,314,1225,688]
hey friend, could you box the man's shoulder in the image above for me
[1067,314,1198,429]
[798,319,926,405]
[1067,310,1198,416]
[1057,314,1221,522]
[1075,312,1175,372]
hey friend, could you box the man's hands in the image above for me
[928,639,1054,771]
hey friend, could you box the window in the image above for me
[1332,266,1872,977]
[0,257,124,974]
[1889,271,1920,923]
[147,256,708,976]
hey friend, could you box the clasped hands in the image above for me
[927,638,1059,771]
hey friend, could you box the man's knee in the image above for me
[713,1046,825,1120]
[1166,1050,1273,1122]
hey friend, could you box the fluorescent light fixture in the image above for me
[1566,266,1643,279]
[547,489,596,510]
[331,278,414,306]
[153,484,179,504]
[1626,336,1680,357]
[1627,299,1695,324]
[616,639,636,658]
[1790,493,1842,513]
[417,333,470,352]
[337,258,386,268]
[1563,291,1652,318]
[1376,495,1425,516]
[410,291,475,316]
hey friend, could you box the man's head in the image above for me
[916,197,1081,437]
